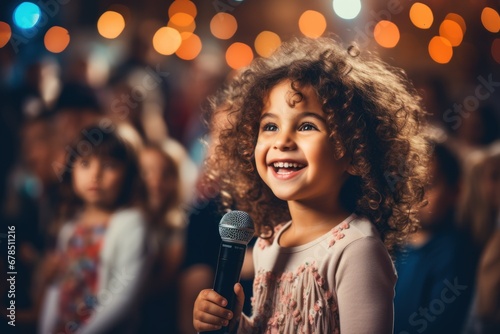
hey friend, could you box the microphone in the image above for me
[212,210,254,333]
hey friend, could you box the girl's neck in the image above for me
[80,204,114,226]
[280,198,351,247]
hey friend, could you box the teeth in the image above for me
[273,162,304,168]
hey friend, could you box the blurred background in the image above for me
[0,0,499,333]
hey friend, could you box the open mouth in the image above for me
[271,161,306,175]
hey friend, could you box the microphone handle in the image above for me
[212,242,246,334]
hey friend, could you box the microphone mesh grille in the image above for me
[219,211,254,244]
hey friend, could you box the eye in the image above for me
[298,122,318,131]
[103,160,118,169]
[261,123,278,132]
[80,159,89,167]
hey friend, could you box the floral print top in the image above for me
[54,221,108,334]
[238,214,397,334]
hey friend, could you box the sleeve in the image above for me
[335,237,397,334]
[79,210,148,334]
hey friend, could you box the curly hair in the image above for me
[204,36,430,252]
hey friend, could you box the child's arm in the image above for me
[336,237,397,334]
[193,283,245,332]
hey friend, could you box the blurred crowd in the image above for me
[0,26,500,334]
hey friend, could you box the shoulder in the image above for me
[332,215,394,272]
[255,221,290,250]
[105,207,147,241]
[108,207,146,230]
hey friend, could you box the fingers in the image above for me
[193,289,234,332]
[233,283,245,320]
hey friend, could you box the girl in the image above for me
[193,36,430,333]
[137,144,186,333]
[39,124,148,334]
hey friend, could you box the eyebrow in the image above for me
[260,111,327,123]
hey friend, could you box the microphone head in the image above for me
[219,210,255,245]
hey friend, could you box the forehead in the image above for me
[262,80,321,113]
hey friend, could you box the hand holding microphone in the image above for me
[193,211,254,333]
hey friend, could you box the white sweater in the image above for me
[39,207,148,334]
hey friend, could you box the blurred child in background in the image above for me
[39,124,148,334]
[138,144,186,333]
[463,142,500,334]
[394,139,478,334]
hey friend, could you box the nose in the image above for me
[89,161,103,181]
[273,130,296,151]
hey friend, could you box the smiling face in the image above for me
[254,80,350,205]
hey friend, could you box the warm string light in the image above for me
[374,21,400,48]
[97,11,125,39]
[428,36,453,64]
[153,27,182,55]
[226,42,253,69]
[481,7,500,33]
[299,10,326,38]
[176,33,202,60]
[0,22,11,48]
[44,26,70,53]
[254,31,281,57]
[409,3,433,29]
[210,13,237,40]
[492,38,500,64]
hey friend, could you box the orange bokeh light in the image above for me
[210,13,237,40]
[169,0,197,19]
[374,20,400,48]
[492,38,500,64]
[445,13,466,34]
[226,42,253,70]
[439,20,463,47]
[299,10,327,38]
[428,36,453,64]
[481,7,500,33]
[0,22,11,48]
[170,12,194,27]
[97,11,125,39]
[409,3,434,29]
[176,33,202,60]
[254,31,281,57]
[168,19,195,40]
[153,27,182,55]
[44,26,70,53]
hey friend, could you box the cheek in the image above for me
[103,171,125,192]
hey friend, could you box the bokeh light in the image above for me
[44,26,70,53]
[439,20,463,47]
[97,11,125,39]
[409,3,434,29]
[254,31,281,57]
[0,22,12,48]
[169,0,197,19]
[374,20,400,48]
[13,2,41,29]
[170,12,194,27]
[428,36,453,64]
[492,38,500,64]
[153,27,182,55]
[333,0,361,20]
[176,33,202,60]
[210,13,237,40]
[445,13,466,34]
[226,42,253,69]
[168,19,196,40]
[481,7,500,33]
[299,10,327,38]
